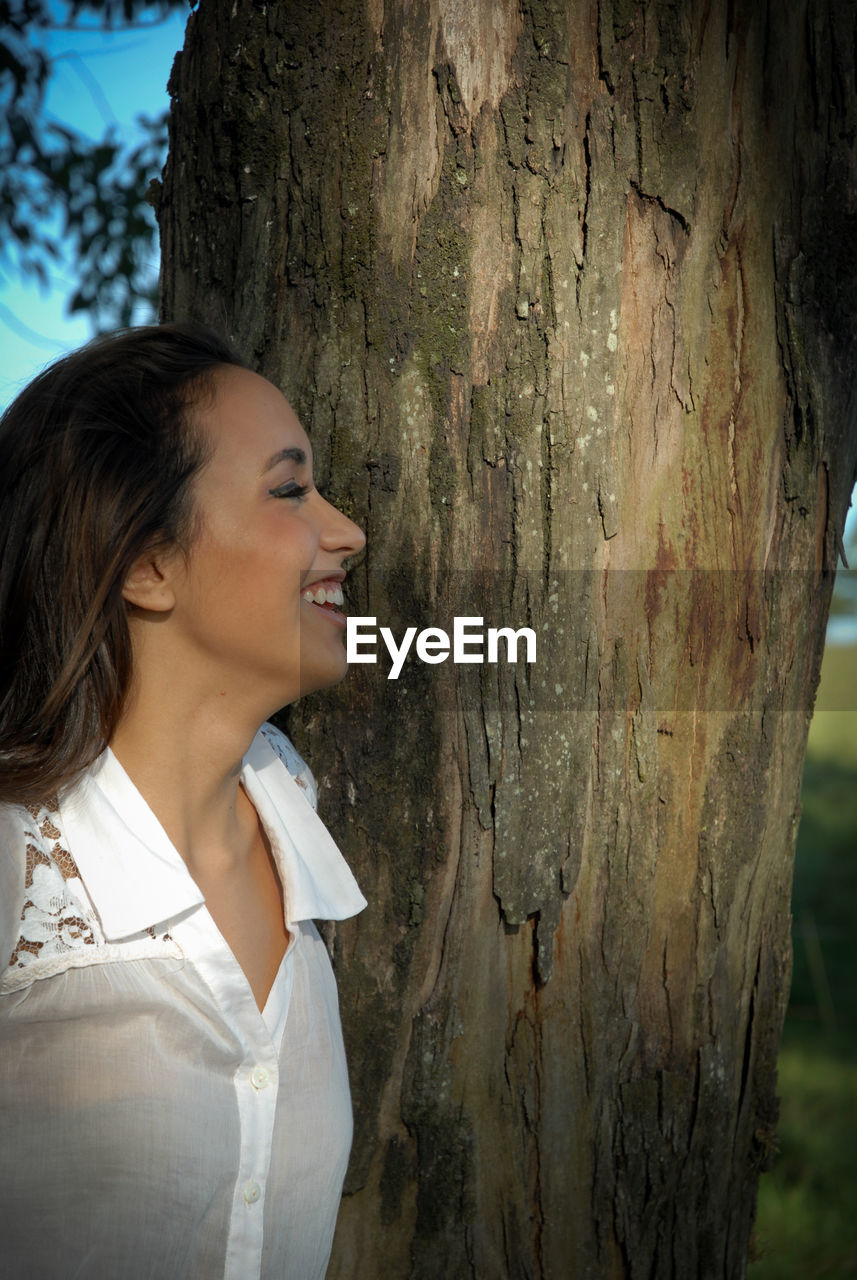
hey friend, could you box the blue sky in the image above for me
[0,8,189,406]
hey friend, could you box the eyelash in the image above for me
[268,481,327,500]
[269,482,310,500]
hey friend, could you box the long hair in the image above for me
[0,322,247,804]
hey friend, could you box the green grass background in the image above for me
[749,644,857,1279]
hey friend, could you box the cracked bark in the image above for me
[158,0,857,1276]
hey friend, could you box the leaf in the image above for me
[1,2,182,328]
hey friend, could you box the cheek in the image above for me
[187,507,320,601]
[267,514,321,578]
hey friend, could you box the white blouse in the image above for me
[0,724,366,1280]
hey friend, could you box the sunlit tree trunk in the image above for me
[158,1,857,1274]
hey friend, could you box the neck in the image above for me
[111,608,295,871]
[109,689,267,875]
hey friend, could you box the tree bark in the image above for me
[158,1,857,1275]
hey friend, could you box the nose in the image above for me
[318,492,366,559]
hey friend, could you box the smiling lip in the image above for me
[302,570,346,589]
[300,576,347,628]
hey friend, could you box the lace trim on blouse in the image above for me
[2,727,316,994]
[1,798,177,994]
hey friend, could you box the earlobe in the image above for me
[122,554,178,613]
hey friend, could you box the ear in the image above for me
[122,552,178,613]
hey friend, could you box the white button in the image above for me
[243,1180,261,1205]
[250,1065,270,1090]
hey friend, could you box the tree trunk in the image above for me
[157,1,857,1275]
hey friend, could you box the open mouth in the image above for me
[301,580,345,612]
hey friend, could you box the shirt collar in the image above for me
[59,730,366,942]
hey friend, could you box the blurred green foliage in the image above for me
[0,0,186,328]
[751,1025,857,1279]
[830,519,857,618]
[750,647,857,1279]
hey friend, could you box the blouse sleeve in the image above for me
[0,808,26,970]
[258,723,319,811]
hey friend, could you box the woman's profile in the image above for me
[0,322,367,1279]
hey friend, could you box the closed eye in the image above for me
[269,482,311,500]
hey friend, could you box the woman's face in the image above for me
[165,365,365,712]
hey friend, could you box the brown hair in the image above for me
[0,321,246,803]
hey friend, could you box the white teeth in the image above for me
[302,582,344,607]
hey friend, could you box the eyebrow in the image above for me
[261,446,308,475]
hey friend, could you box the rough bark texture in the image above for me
[157,1,857,1275]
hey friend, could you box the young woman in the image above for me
[0,323,367,1279]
